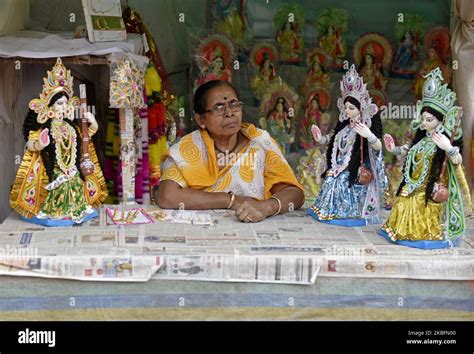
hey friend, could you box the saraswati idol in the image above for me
[308,65,387,226]
[10,58,108,226]
[381,68,471,249]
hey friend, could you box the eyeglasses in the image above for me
[204,100,243,115]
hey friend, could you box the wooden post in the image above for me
[119,108,136,203]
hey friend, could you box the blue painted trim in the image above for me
[20,210,98,227]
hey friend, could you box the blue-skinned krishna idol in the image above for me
[380,68,472,249]
[308,64,387,226]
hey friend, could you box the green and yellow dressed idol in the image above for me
[380,67,472,249]
[10,58,107,226]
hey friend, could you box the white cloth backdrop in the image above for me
[451,0,474,194]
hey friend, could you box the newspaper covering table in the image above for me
[0,206,473,283]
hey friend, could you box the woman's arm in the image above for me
[233,183,305,223]
[156,180,234,210]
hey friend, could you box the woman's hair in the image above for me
[322,96,383,187]
[193,80,239,115]
[396,106,463,204]
[22,91,84,182]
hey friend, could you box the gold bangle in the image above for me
[269,196,282,216]
[227,192,235,209]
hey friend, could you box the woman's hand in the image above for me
[353,122,372,138]
[432,132,452,151]
[383,134,396,153]
[232,196,274,223]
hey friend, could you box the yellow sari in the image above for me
[160,123,304,200]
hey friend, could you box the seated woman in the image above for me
[157,80,305,222]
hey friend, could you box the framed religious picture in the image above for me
[82,0,127,43]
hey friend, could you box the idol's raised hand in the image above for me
[353,122,372,138]
[311,124,322,143]
[383,134,396,153]
[38,128,50,148]
[432,132,452,152]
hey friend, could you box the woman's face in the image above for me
[196,85,242,138]
[51,96,68,121]
[421,111,440,132]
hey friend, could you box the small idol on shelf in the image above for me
[299,49,331,99]
[353,33,392,107]
[307,65,387,226]
[194,33,235,87]
[214,2,247,46]
[299,87,331,149]
[250,43,279,101]
[380,68,471,249]
[10,58,108,226]
[266,97,293,155]
[259,80,300,155]
[412,27,452,99]
[296,88,332,201]
[390,14,425,79]
[295,126,327,202]
[274,4,305,63]
[315,8,349,70]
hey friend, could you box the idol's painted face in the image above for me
[421,111,440,132]
[276,102,284,112]
[365,54,373,65]
[52,96,68,121]
[310,99,319,109]
[428,48,436,59]
[345,101,360,127]
[212,57,224,71]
